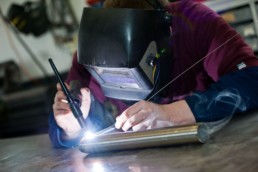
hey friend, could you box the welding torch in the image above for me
[48,58,86,129]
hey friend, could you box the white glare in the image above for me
[91,162,105,172]
[84,131,96,140]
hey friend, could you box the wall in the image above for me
[0,0,86,81]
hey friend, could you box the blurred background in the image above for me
[0,0,257,138]
[0,0,87,138]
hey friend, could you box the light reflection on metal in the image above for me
[91,162,105,172]
[79,124,208,153]
[94,124,117,136]
[84,131,96,140]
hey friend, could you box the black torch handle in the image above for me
[48,58,86,129]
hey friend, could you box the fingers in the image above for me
[53,101,70,111]
[115,110,129,130]
[54,83,91,117]
[121,110,147,131]
[54,82,70,108]
[115,103,140,130]
[80,88,91,118]
[146,120,173,130]
[53,82,71,116]
[132,122,148,131]
[115,101,149,131]
[53,94,71,117]
[53,82,92,136]
[56,82,70,91]
[131,120,173,131]
[80,88,91,103]
[54,90,67,103]
[115,101,174,132]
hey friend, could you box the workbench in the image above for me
[0,111,258,172]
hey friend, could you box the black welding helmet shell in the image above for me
[78,7,172,101]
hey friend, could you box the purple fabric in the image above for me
[67,0,258,105]
[165,0,258,101]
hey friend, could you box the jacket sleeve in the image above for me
[48,113,85,148]
[185,66,258,122]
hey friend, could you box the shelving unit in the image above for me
[204,0,258,54]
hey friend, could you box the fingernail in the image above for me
[61,99,68,103]
[122,126,128,131]
[115,122,120,129]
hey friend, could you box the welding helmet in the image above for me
[78,7,172,101]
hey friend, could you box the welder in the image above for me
[48,0,258,148]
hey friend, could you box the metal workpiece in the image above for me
[79,124,208,153]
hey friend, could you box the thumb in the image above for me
[80,88,91,118]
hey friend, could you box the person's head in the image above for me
[79,0,173,101]
[103,0,154,9]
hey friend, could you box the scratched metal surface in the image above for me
[0,111,258,172]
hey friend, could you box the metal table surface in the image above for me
[0,111,258,172]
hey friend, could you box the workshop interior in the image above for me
[0,0,258,140]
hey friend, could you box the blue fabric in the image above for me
[48,113,84,148]
[185,66,258,122]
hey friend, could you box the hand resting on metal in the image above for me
[115,100,196,131]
